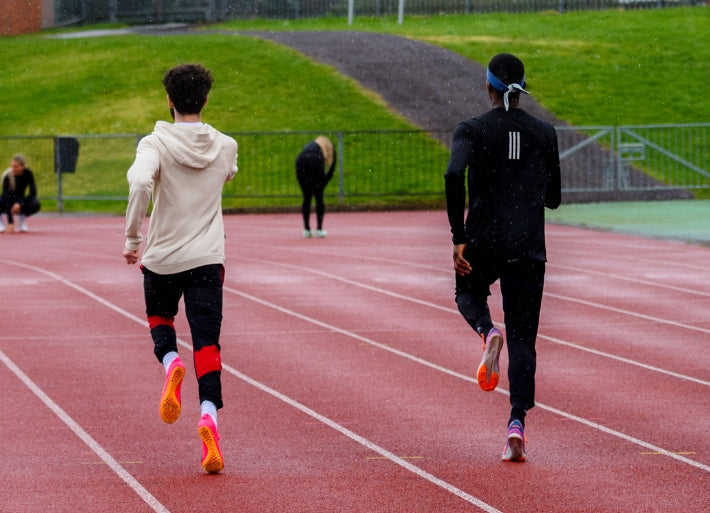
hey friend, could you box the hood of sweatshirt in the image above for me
[152,120,224,170]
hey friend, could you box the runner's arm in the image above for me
[124,138,159,260]
[444,123,474,245]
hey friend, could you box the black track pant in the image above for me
[0,195,40,224]
[454,248,545,425]
[142,264,224,409]
[296,153,326,231]
[298,185,325,231]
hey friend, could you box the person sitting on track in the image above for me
[123,63,238,474]
[444,53,561,462]
[1,155,40,233]
[295,136,337,238]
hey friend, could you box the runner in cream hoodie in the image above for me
[123,64,237,473]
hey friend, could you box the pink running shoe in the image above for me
[477,328,503,391]
[198,414,224,473]
[501,420,527,462]
[159,357,185,424]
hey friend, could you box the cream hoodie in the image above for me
[125,121,238,274]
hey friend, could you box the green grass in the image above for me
[218,7,709,126]
[1,7,708,213]
[0,32,442,211]
[0,33,413,135]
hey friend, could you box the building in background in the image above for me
[1,0,55,36]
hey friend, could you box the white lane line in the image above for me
[238,242,710,299]
[538,334,710,388]
[219,360,503,513]
[12,260,710,476]
[551,247,710,273]
[2,262,170,512]
[224,287,710,474]
[543,292,710,335]
[5,261,501,513]
[237,254,710,335]
[233,256,710,386]
[0,347,170,513]
[548,263,710,298]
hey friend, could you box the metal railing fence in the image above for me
[0,124,707,211]
[52,0,705,25]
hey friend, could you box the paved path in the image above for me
[245,31,560,132]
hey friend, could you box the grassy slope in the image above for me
[0,33,412,135]
[0,33,425,211]
[219,7,710,126]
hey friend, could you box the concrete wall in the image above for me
[42,0,55,28]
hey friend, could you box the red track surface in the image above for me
[1,211,708,512]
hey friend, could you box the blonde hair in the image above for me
[5,155,26,191]
[2,167,14,192]
[314,136,334,169]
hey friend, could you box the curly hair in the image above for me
[162,64,214,115]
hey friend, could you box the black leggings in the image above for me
[455,249,545,425]
[296,150,327,231]
[0,195,40,224]
[299,186,325,231]
[142,264,224,409]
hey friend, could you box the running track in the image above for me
[1,211,708,512]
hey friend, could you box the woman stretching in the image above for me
[295,136,336,238]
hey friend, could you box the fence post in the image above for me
[616,126,624,192]
[207,0,217,22]
[337,132,345,205]
[108,0,118,22]
[54,137,63,213]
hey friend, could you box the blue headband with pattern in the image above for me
[486,68,530,111]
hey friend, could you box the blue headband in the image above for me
[486,68,530,111]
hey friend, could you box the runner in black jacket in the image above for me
[444,53,561,462]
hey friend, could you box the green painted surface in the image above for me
[546,200,710,243]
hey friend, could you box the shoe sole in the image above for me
[159,365,185,424]
[502,436,526,462]
[199,425,225,473]
[477,333,503,391]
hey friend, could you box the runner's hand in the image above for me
[453,244,471,276]
[123,248,139,265]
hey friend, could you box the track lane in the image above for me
[2,214,709,513]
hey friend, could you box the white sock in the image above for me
[162,351,179,373]
[201,400,218,427]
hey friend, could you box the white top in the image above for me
[124,121,238,274]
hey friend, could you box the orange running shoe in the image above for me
[198,413,224,473]
[477,328,503,391]
[159,357,185,424]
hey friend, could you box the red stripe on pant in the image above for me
[148,316,175,330]
[194,345,222,379]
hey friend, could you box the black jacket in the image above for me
[2,168,37,205]
[295,141,336,189]
[444,108,561,262]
